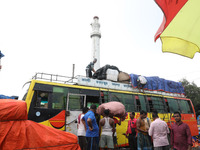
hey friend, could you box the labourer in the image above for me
[137,75,147,93]
[86,58,97,78]
[136,110,152,150]
[99,109,115,150]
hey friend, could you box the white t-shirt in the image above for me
[77,114,86,136]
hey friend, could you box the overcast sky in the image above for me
[0,0,200,98]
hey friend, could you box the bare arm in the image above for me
[81,118,87,131]
[99,119,103,137]
[92,68,96,73]
[118,118,122,125]
[87,118,93,131]
[110,118,115,137]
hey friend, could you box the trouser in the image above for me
[128,134,137,150]
[86,68,92,78]
[78,136,87,150]
[154,145,169,150]
[86,137,99,150]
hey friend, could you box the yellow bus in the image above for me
[23,73,198,148]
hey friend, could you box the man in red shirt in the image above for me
[171,112,192,150]
[125,112,137,150]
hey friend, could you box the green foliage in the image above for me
[179,78,200,116]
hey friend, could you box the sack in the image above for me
[96,101,126,117]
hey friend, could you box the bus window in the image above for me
[123,94,135,112]
[149,96,166,113]
[68,94,84,111]
[110,93,122,102]
[52,87,68,109]
[167,98,179,113]
[102,91,109,103]
[35,91,49,108]
[137,95,147,112]
[110,93,135,112]
[178,100,193,114]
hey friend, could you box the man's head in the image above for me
[140,110,147,119]
[104,109,110,117]
[152,110,159,120]
[93,58,97,63]
[130,112,135,119]
[90,104,97,113]
[82,107,88,114]
[174,111,181,123]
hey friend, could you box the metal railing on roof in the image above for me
[32,72,78,84]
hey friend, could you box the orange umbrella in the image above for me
[155,0,200,58]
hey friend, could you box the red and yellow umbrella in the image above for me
[155,0,200,58]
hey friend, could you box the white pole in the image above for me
[90,16,101,71]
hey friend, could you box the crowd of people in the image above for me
[77,104,192,150]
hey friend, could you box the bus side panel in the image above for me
[182,114,199,136]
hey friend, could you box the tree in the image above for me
[180,78,200,116]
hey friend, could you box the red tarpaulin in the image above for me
[0,99,80,150]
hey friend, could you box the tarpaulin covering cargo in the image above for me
[96,101,126,118]
[130,74,185,94]
[0,99,80,150]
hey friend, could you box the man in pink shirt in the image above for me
[171,112,192,150]
[148,110,170,150]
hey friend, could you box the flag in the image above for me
[0,51,4,59]
[155,0,200,58]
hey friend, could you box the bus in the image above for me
[23,72,199,148]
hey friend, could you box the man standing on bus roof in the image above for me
[136,110,152,150]
[86,58,97,78]
[82,104,99,150]
[171,112,192,150]
[99,109,115,150]
[148,110,170,150]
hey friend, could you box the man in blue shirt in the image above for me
[82,104,99,150]
[86,58,97,78]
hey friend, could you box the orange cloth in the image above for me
[0,99,81,150]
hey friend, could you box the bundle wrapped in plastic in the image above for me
[96,101,126,118]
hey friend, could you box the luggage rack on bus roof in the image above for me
[32,73,186,98]
[32,72,78,84]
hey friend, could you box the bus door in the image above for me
[66,93,86,135]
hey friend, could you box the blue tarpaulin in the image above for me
[0,95,17,99]
[0,51,4,59]
[129,74,185,94]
